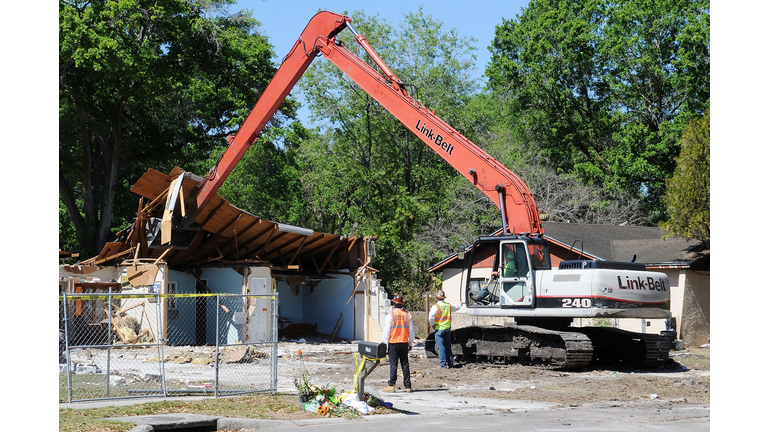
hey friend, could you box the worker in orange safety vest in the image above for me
[382,294,414,393]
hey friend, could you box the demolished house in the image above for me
[59,167,388,348]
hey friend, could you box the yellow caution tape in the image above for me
[352,352,385,392]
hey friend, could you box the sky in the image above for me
[229,0,530,123]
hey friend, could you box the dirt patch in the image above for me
[279,341,710,408]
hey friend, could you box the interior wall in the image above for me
[276,281,305,326]
[200,268,247,344]
[202,268,243,294]
[300,275,355,341]
[167,270,197,345]
[60,263,366,344]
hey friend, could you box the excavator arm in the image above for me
[181,11,542,236]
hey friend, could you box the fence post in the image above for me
[62,290,73,403]
[272,293,279,393]
[106,288,113,399]
[215,293,220,398]
[157,291,167,397]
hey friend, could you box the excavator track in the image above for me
[425,325,671,370]
[578,327,670,368]
[425,324,593,370]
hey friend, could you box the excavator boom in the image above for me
[181,11,542,236]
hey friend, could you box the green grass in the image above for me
[59,392,396,431]
[60,393,316,432]
[59,374,167,403]
[60,374,267,403]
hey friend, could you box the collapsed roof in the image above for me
[82,167,373,277]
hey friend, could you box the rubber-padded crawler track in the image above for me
[577,327,670,368]
[425,325,671,370]
[425,324,593,370]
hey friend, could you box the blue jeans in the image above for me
[435,329,452,368]
[476,287,490,301]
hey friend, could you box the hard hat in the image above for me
[435,290,446,300]
[392,294,404,305]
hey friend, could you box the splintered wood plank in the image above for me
[130,168,172,200]
[130,167,199,201]
[95,242,127,262]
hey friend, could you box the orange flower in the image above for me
[298,349,302,356]
[317,405,329,415]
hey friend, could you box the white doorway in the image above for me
[248,277,271,342]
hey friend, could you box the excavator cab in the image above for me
[465,236,551,308]
[498,241,532,306]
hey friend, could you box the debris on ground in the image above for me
[278,341,710,408]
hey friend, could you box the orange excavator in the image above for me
[172,11,672,369]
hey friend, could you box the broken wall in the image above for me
[201,268,244,344]
[166,267,266,345]
[277,275,356,341]
[165,270,196,345]
[115,264,166,344]
[59,266,121,286]
[59,264,165,346]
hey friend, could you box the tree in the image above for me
[59,0,294,256]
[661,109,709,245]
[486,0,612,174]
[216,122,313,227]
[599,0,711,222]
[486,0,710,223]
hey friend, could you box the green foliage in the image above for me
[59,0,293,255]
[662,109,709,245]
[217,122,313,226]
[59,199,79,254]
[486,0,710,223]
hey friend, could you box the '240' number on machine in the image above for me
[562,298,592,308]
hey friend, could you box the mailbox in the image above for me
[358,341,387,358]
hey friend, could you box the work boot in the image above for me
[382,385,396,393]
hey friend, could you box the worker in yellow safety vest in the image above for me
[428,290,463,368]
[382,294,414,392]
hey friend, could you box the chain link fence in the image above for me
[59,291,278,403]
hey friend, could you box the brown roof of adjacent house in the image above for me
[541,222,706,266]
[429,221,709,272]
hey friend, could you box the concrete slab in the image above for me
[372,389,556,417]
